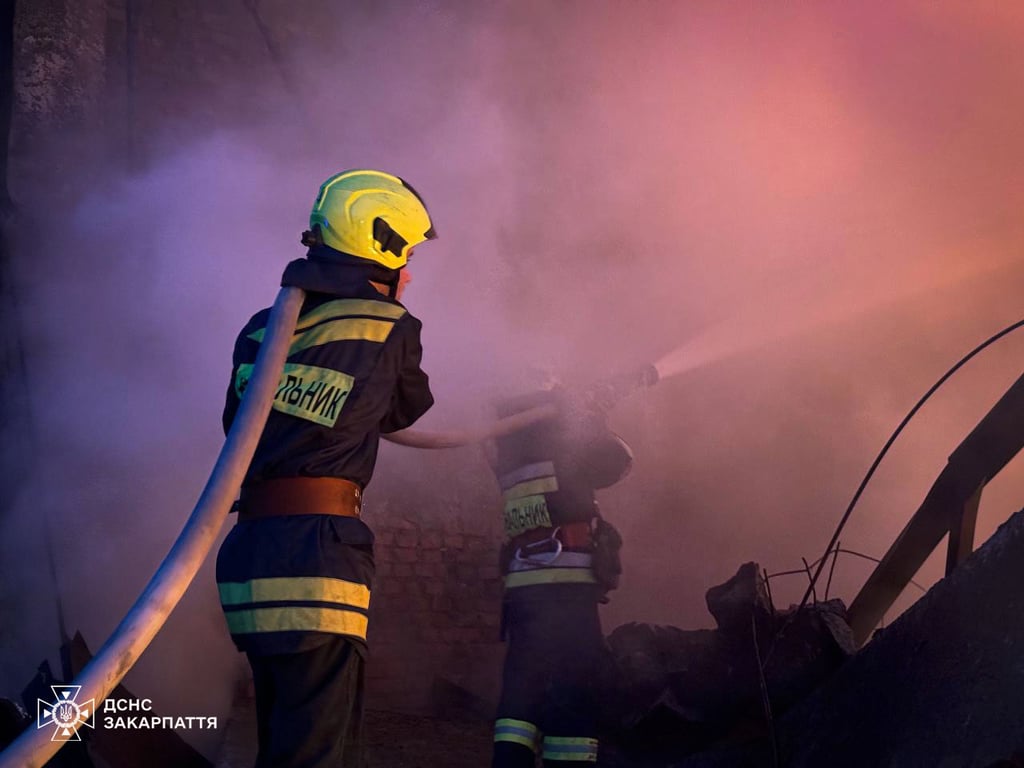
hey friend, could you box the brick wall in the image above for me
[367,517,506,719]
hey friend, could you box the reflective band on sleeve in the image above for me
[502,476,559,500]
[542,736,599,762]
[494,718,539,751]
[504,568,597,589]
[218,576,370,609]
[223,606,368,640]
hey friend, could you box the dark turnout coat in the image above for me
[216,253,433,656]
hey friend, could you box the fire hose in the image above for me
[0,287,305,768]
[384,363,660,449]
[383,404,557,448]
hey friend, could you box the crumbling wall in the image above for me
[9,0,108,189]
[8,0,295,197]
[12,0,106,131]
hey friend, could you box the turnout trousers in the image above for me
[247,636,365,768]
[493,584,606,767]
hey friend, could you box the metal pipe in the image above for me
[0,287,305,768]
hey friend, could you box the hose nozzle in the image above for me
[584,363,660,412]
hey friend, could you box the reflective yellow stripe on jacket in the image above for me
[247,298,406,353]
[218,576,371,642]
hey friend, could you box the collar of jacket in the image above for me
[281,246,400,296]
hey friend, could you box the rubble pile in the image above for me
[600,562,854,766]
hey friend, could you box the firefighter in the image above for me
[489,372,651,767]
[216,169,437,768]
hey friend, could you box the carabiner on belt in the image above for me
[514,526,564,566]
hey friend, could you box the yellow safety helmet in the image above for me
[308,169,437,270]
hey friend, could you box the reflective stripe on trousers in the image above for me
[219,575,371,641]
[493,720,598,765]
[542,735,598,763]
[494,718,539,751]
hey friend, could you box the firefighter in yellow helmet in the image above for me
[217,170,437,767]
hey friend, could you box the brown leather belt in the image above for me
[237,477,362,521]
[510,520,593,552]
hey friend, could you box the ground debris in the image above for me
[601,562,852,766]
[364,709,493,768]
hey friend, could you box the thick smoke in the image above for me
[3,1,1024,756]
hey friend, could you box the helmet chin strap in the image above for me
[300,228,322,248]
[386,269,400,298]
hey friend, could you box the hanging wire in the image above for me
[751,614,781,768]
[796,317,1024,612]
[824,539,841,600]
[765,548,928,593]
